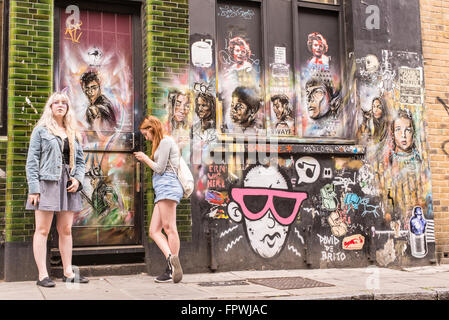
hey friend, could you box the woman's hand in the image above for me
[28,193,40,206]
[67,177,80,193]
[134,151,150,165]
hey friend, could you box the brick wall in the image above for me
[420,0,449,262]
[144,0,191,241]
[5,0,53,243]
[0,139,6,245]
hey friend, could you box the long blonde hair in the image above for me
[35,92,81,172]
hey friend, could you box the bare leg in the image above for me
[56,211,74,278]
[33,210,54,281]
[149,202,172,258]
[158,199,180,256]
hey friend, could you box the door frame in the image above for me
[53,0,145,247]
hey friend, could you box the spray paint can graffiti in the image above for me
[409,206,427,258]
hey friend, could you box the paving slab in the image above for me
[1,265,449,300]
[38,278,128,300]
[0,281,44,300]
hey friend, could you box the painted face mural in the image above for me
[270,94,294,135]
[187,3,435,270]
[393,116,414,153]
[165,89,192,163]
[307,32,330,72]
[306,80,330,120]
[229,86,261,134]
[229,36,252,72]
[216,4,264,136]
[227,165,308,259]
[80,70,117,133]
[300,23,345,138]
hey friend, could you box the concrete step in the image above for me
[50,263,148,278]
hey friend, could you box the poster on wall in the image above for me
[58,7,137,246]
[216,1,265,136]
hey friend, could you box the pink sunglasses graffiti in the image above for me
[231,188,308,226]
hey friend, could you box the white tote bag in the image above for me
[169,156,194,198]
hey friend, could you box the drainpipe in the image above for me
[205,218,218,271]
[209,220,218,271]
[303,225,313,266]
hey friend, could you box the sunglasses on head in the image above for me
[231,188,308,226]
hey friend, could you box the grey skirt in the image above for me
[25,164,82,212]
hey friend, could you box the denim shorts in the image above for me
[152,171,183,204]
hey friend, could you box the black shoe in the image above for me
[154,267,172,283]
[62,274,89,284]
[37,277,56,288]
[168,254,183,283]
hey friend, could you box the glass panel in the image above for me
[58,9,134,151]
[298,8,344,138]
[73,152,137,246]
[216,0,265,136]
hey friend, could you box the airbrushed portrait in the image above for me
[389,108,421,168]
[80,70,118,133]
[228,86,262,134]
[270,94,294,135]
[193,92,218,143]
[307,32,330,72]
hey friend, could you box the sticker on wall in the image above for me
[342,234,365,250]
[192,39,213,68]
[295,156,320,185]
[409,206,428,258]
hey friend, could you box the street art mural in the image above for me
[186,24,433,270]
[57,8,137,245]
[182,1,434,270]
[216,2,265,136]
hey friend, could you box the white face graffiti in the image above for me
[227,165,290,259]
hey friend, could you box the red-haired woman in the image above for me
[134,115,184,283]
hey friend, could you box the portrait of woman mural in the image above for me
[134,115,184,283]
[357,97,389,146]
[389,108,421,169]
[25,92,88,287]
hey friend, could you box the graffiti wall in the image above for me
[182,0,434,271]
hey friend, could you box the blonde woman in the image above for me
[26,92,88,287]
[134,115,184,283]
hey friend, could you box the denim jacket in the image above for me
[26,126,85,195]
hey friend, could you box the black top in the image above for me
[63,137,70,164]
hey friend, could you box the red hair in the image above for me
[139,115,165,160]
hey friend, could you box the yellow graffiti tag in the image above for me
[64,21,83,43]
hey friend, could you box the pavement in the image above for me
[1,264,449,301]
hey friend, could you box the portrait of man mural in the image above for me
[303,77,342,137]
[271,94,294,135]
[228,86,262,135]
[80,70,118,134]
[227,165,308,259]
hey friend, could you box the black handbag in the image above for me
[65,166,83,192]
